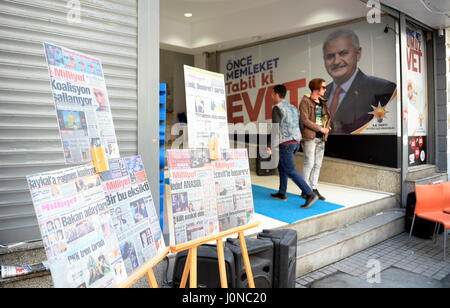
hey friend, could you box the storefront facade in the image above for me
[216,3,449,205]
[0,0,448,247]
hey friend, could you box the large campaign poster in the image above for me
[220,17,398,135]
[184,65,230,150]
[406,26,428,137]
[100,156,165,275]
[44,42,120,164]
[405,26,428,166]
[27,164,127,288]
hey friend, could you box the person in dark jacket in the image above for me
[268,84,318,209]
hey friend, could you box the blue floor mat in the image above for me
[252,185,345,224]
[165,179,344,224]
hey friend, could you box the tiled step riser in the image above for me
[286,196,399,241]
[296,212,405,277]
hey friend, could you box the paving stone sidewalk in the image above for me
[297,232,450,288]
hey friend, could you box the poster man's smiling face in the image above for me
[324,36,361,85]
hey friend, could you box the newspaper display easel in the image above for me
[165,66,259,288]
[94,155,170,289]
[170,222,260,288]
[26,43,168,288]
[117,247,170,288]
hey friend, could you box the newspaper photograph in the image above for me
[27,164,127,288]
[213,149,255,231]
[44,42,120,164]
[167,149,219,246]
[184,65,230,150]
[100,156,165,275]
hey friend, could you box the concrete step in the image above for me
[406,165,441,181]
[405,173,448,195]
[0,268,52,288]
[244,140,403,195]
[285,195,399,241]
[0,242,169,288]
[0,242,52,288]
[406,173,448,184]
[296,208,405,277]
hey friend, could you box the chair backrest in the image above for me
[414,184,444,214]
[441,182,450,211]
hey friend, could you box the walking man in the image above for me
[268,85,318,209]
[300,78,331,201]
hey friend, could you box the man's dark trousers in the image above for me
[278,143,313,196]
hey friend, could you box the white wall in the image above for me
[138,0,161,222]
[160,49,194,117]
[160,16,192,50]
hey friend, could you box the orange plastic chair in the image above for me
[442,182,450,214]
[409,184,450,261]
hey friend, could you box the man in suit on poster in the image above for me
[322,29,397,134]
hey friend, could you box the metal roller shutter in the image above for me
[0,0,138,245]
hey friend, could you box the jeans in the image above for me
[278,143,313,196]
[302,138,326,190]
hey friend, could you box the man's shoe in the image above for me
[270,192,287,201]
[301,193,318,209]
[301,192,308,199]
[313,189,325,201]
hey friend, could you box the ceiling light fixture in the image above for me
[184,13,193,18]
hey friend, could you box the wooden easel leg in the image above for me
[216,237,228,288]
[190,247,197,288]
[180,249,192,288]
[147,269,159,288]
[238,231,255,288]
[171,222,261,289]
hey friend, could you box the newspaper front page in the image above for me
[27,157,166,287]
[100,156,165,275]
[213,149,255,231]
[44,42,120,164]
[27,164,126,288]
[184,65,230,150]
[167,149,219,246]
[167,149,255,245]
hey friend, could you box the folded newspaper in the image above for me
[1,263,49,280]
